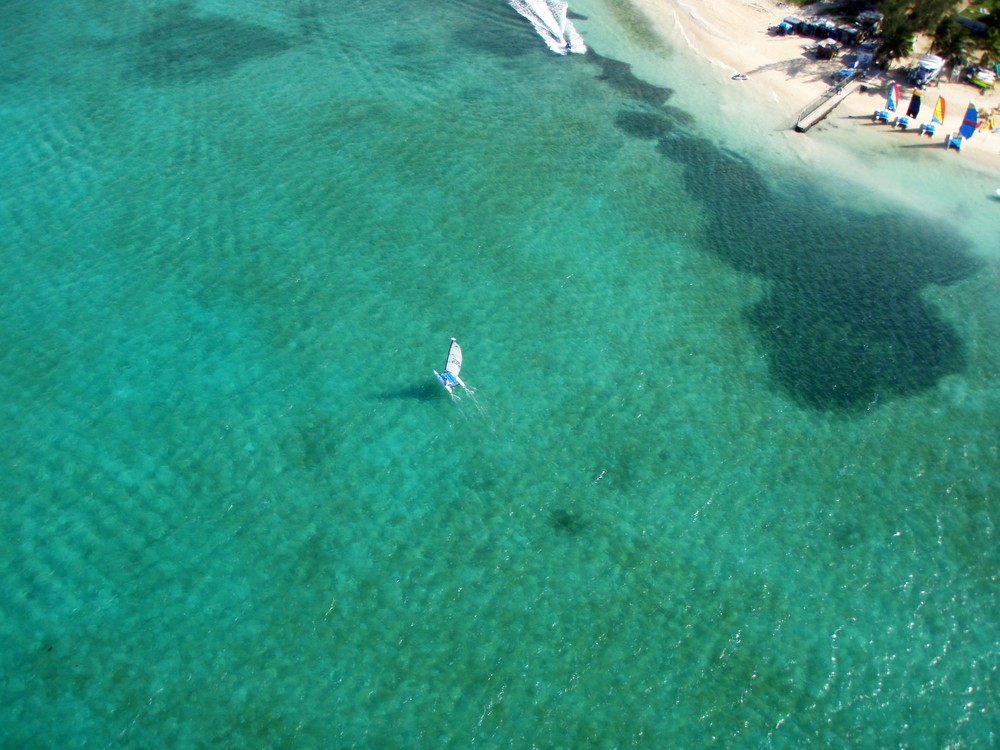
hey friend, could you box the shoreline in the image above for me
[647,0,1000,163]
[574,0,1000,255]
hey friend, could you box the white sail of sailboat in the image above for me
[508,0,587,55]
[434,338,469,395]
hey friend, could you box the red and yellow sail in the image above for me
[931,96,945,125]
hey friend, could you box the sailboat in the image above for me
[894,89,921,129]
[873,82,900,123]
[434,338,469,395]
[919,95,946,137]
[947,102,979,151]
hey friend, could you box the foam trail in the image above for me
[463,389,493,427]
[508,0,587,55]
[448,386,493,429]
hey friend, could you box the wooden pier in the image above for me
[794,81,862,132]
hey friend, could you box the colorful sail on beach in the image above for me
[905,89,921,119]
[958,101,978,140]
[886,82,900,112]
[920,95,946,136]
[931,95,946,125]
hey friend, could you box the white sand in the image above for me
[640,0,1000,165]
[572,0,1000,254]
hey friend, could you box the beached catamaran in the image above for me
[873,82,900,123]
[894,89,921,129]
[434,338,469,395]
[919,95,946,137]
[947,102,979,151]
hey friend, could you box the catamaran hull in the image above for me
[435,338,468,395]
[434,370,466,394]
[433,370,452,393]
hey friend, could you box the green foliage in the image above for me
[971,0,1000,30]
[908,0,957,32]
[827,0,873,16]
[790,0,1000,65]
[877,0,916,62]
[932,17,976,62]
[870,0,1000,62]
[980,27,1000,63]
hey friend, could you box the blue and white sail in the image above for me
[873,82,900,123]
[948,102,979,151]
[434,338,469,394]
[958,101,979,139]
[508,0,586,55]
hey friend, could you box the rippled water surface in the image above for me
[1,0,997,746]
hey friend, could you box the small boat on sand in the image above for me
[919,96,946,137]
[873,82,900,123]
[894,89,922,129]
[947,102,980,152]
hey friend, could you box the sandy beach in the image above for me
[639,0,1000,167]
[563,0,1000,253]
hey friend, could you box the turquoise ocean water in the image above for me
[2,0,997,746]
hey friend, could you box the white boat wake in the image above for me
[508,0,586,55]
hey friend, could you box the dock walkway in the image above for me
[794,80,863,132]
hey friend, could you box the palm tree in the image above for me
[933,17,976,64]
[910,0,958,33]
[877,1,917,64]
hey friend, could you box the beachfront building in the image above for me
[857,40,880,68]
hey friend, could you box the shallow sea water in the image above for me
[1,0,997,746]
